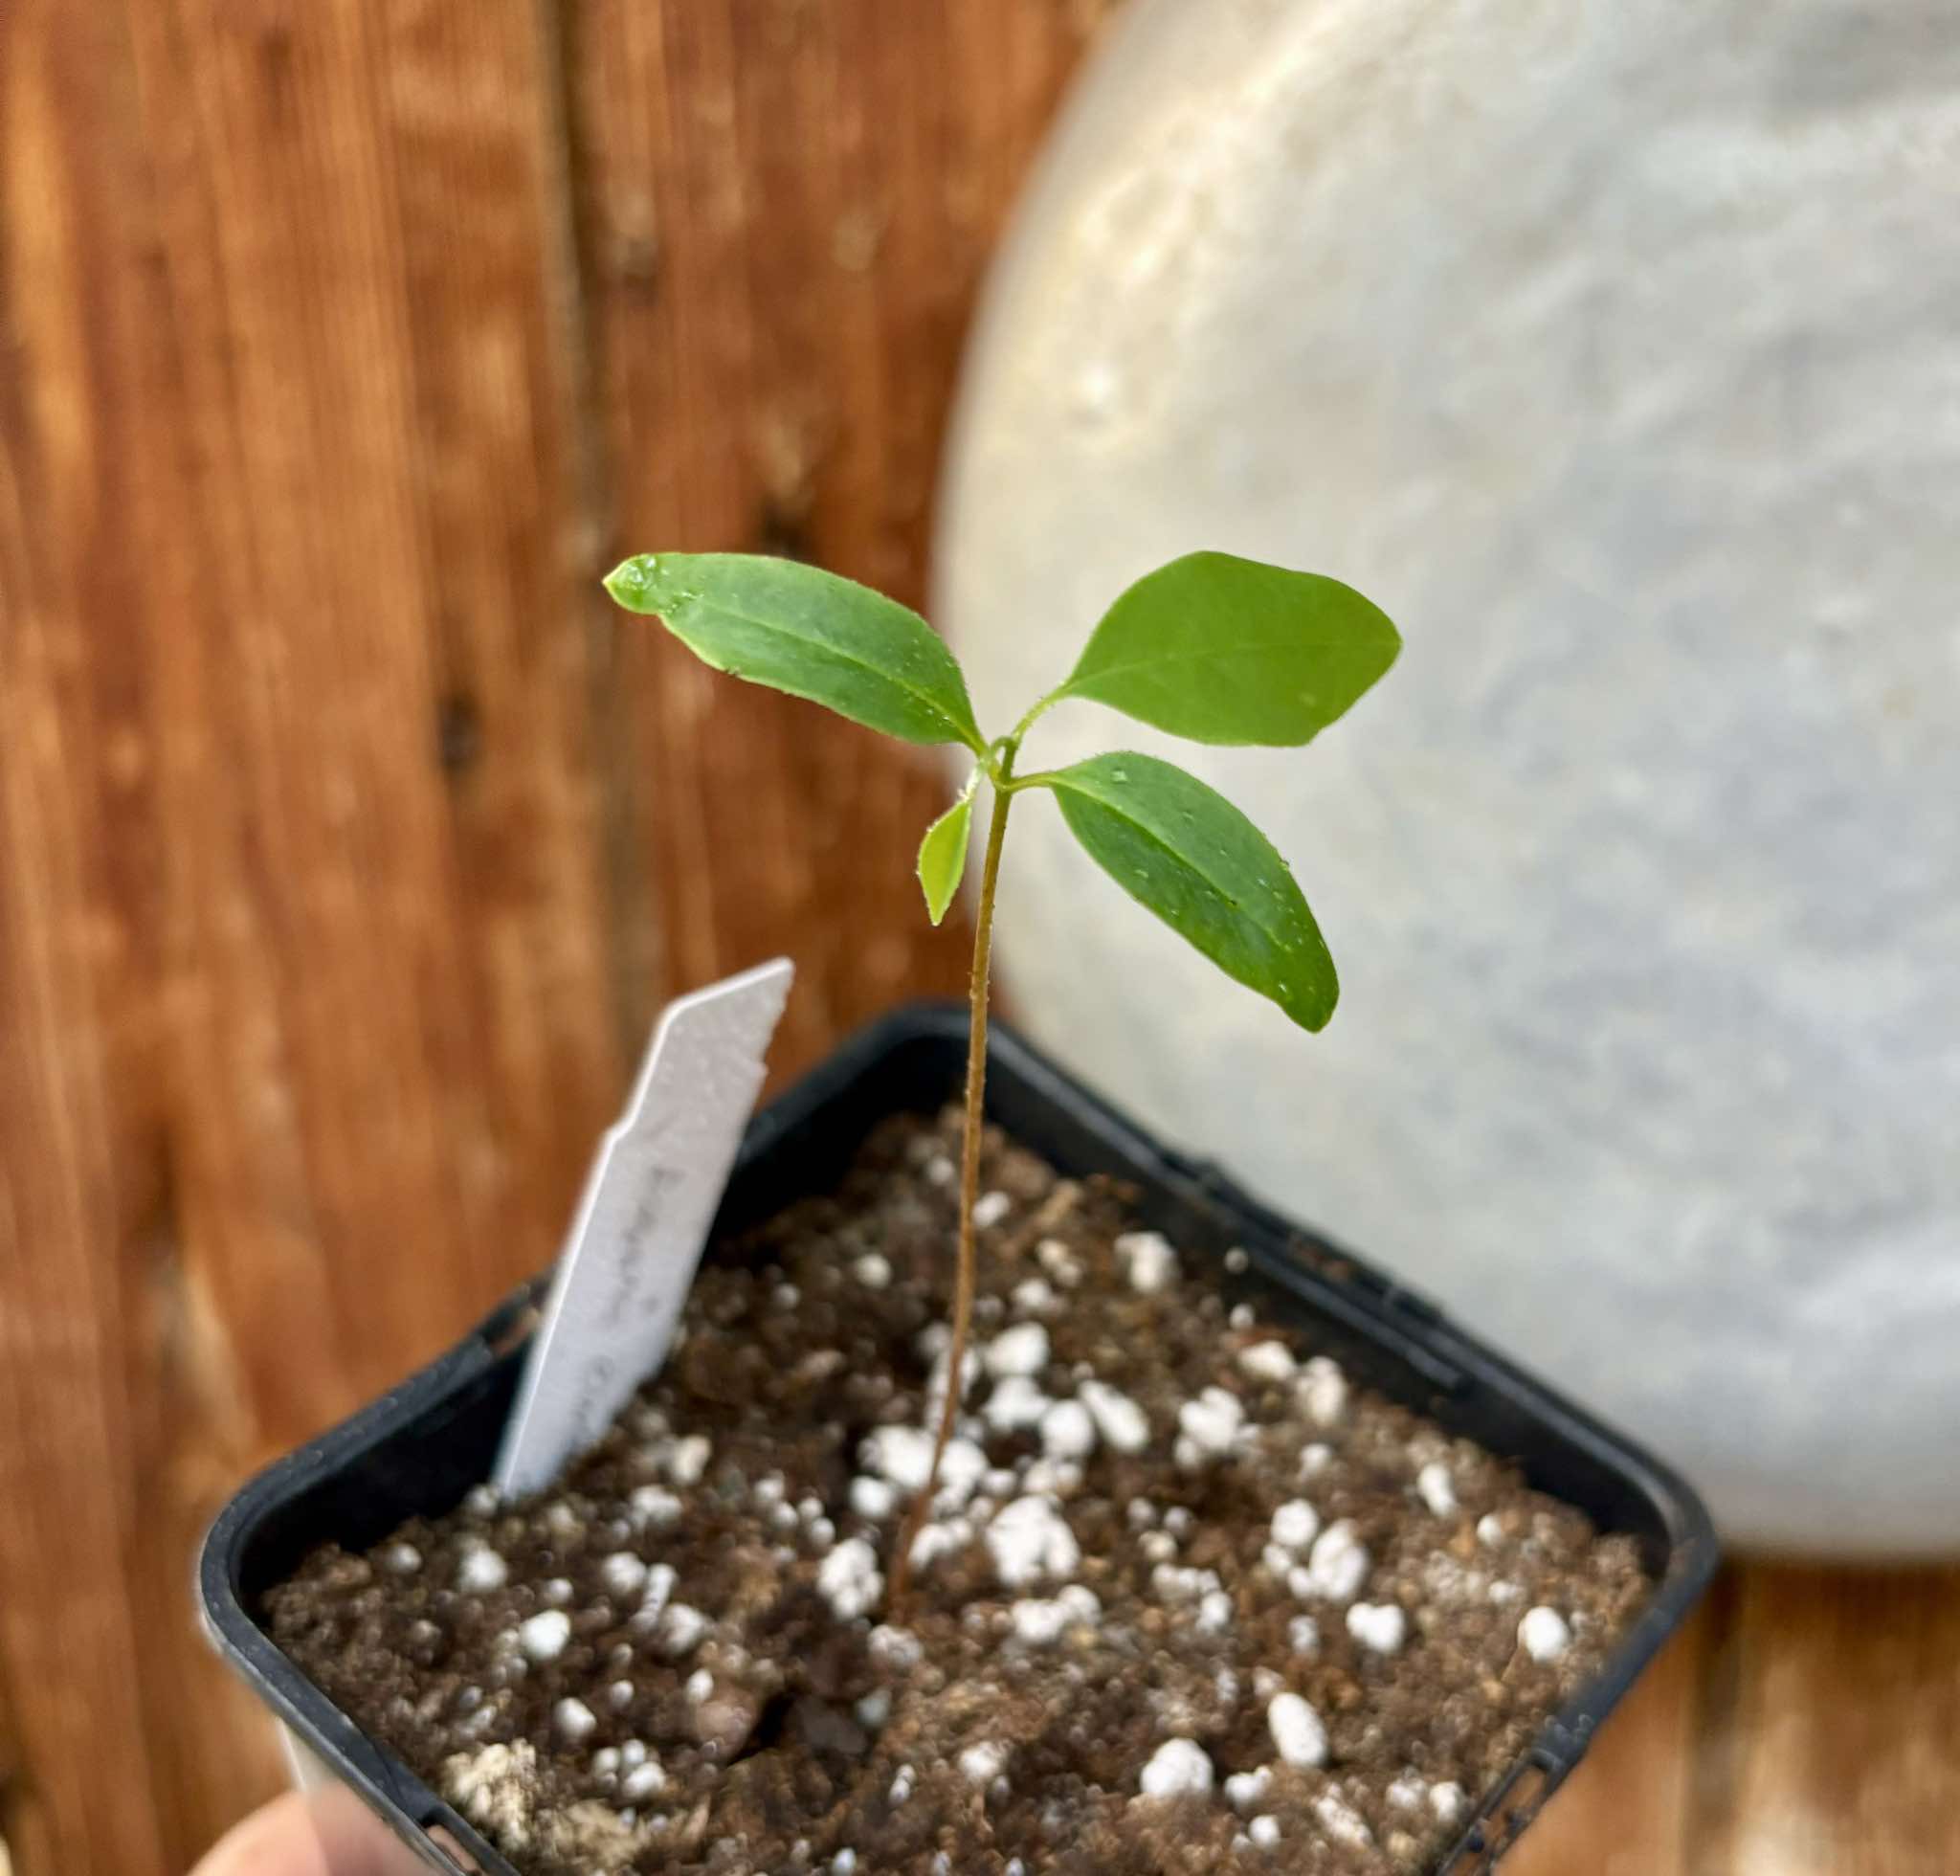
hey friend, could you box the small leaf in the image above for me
[605,552,986,751]
[917,786,975,926]
[1056,550,1400,747]
[1041,751,1337,1031]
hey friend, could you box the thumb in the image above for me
[192,1787,435,1876]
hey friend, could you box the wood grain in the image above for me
[3,5,1957,1875]
[571,0,1109,1063]
[1696,1566,1960,1876]
[0,3,1104,1870]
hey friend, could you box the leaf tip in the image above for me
[916,791,974,927]
[1282,968,1339,1034]
[602,554,659,610]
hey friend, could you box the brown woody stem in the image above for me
[889,744,1015,1614]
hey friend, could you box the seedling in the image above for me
[604,548,1399,1603]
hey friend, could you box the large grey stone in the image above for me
[936,0,1960,1552]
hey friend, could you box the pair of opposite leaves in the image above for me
[604,550,1399,1034]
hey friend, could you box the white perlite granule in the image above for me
[456,1543,507,1594]
[1008,1585,1101,1645]
[1267,1693,1329,1768]
[1299,1357,1349,1426]
[1039,1398,1097,1460]
[959,1741,1007,1785]
[599,1552,648,1600]
[552,1697,596,1742]
[986,1497,1080,1588]
[1114,1229,1179,1293]
[1315,1792,1374,1848]
[1036,1237,1083,1285]
[1347,1602,1408,1654]
[1224,1766,1272,1813]
[1288,1615,1321,1656]
[985,1323,1051,1379]
[1249,1816,1281,1848]
[1011,1277,1058,1314]
[664,1434,712,1485]
[850,1475,897,1521]
[1080,1379,1150,1454]
[852,1252,892,1290]
[628,1485,682,1532]
[860,1425,937,1492]
[657,1603,707,1656]
[1150,1563,1221,1606]
[517,1610,570,1663]
[869,1624,922,1668]
[1139,1737,1214,1798]
[1269,1499,1321,1553]
[1303,1520,1370,1602]
[1237,1339,1298,1383]
[1176,1387,1244,1460]
[908,1519,971,1572]
[1520,1606,1572,1662]
[817,1537,883,1620]
[1431,1781,1468,1823]
[619,1761,666,1804]
[983,1374,1051,1434]
[931,1439,989,1510]
[1417,1461,1459,1516]
[972,1190,1013,1229]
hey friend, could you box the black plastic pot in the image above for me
[200,1002,1718,1875]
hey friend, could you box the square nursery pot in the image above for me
[200,1002,1718,1875]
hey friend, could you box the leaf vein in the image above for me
[684,597,981,748]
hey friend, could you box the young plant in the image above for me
[604,548,1399,1604]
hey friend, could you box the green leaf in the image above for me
[605,552,986,751]
[1055,550,1400,747]
[917,785,975,926]
[1041,751,1337,1031]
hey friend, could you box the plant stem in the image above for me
[889,746,1016,1614]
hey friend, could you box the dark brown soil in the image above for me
[266,1111,1649,1876]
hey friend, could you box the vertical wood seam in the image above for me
[533,0,665,1061]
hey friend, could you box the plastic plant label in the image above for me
[494,958,794,1498]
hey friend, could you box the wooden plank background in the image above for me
[1,4,1953,1872]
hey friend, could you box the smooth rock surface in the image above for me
[936,0,1960,1552]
